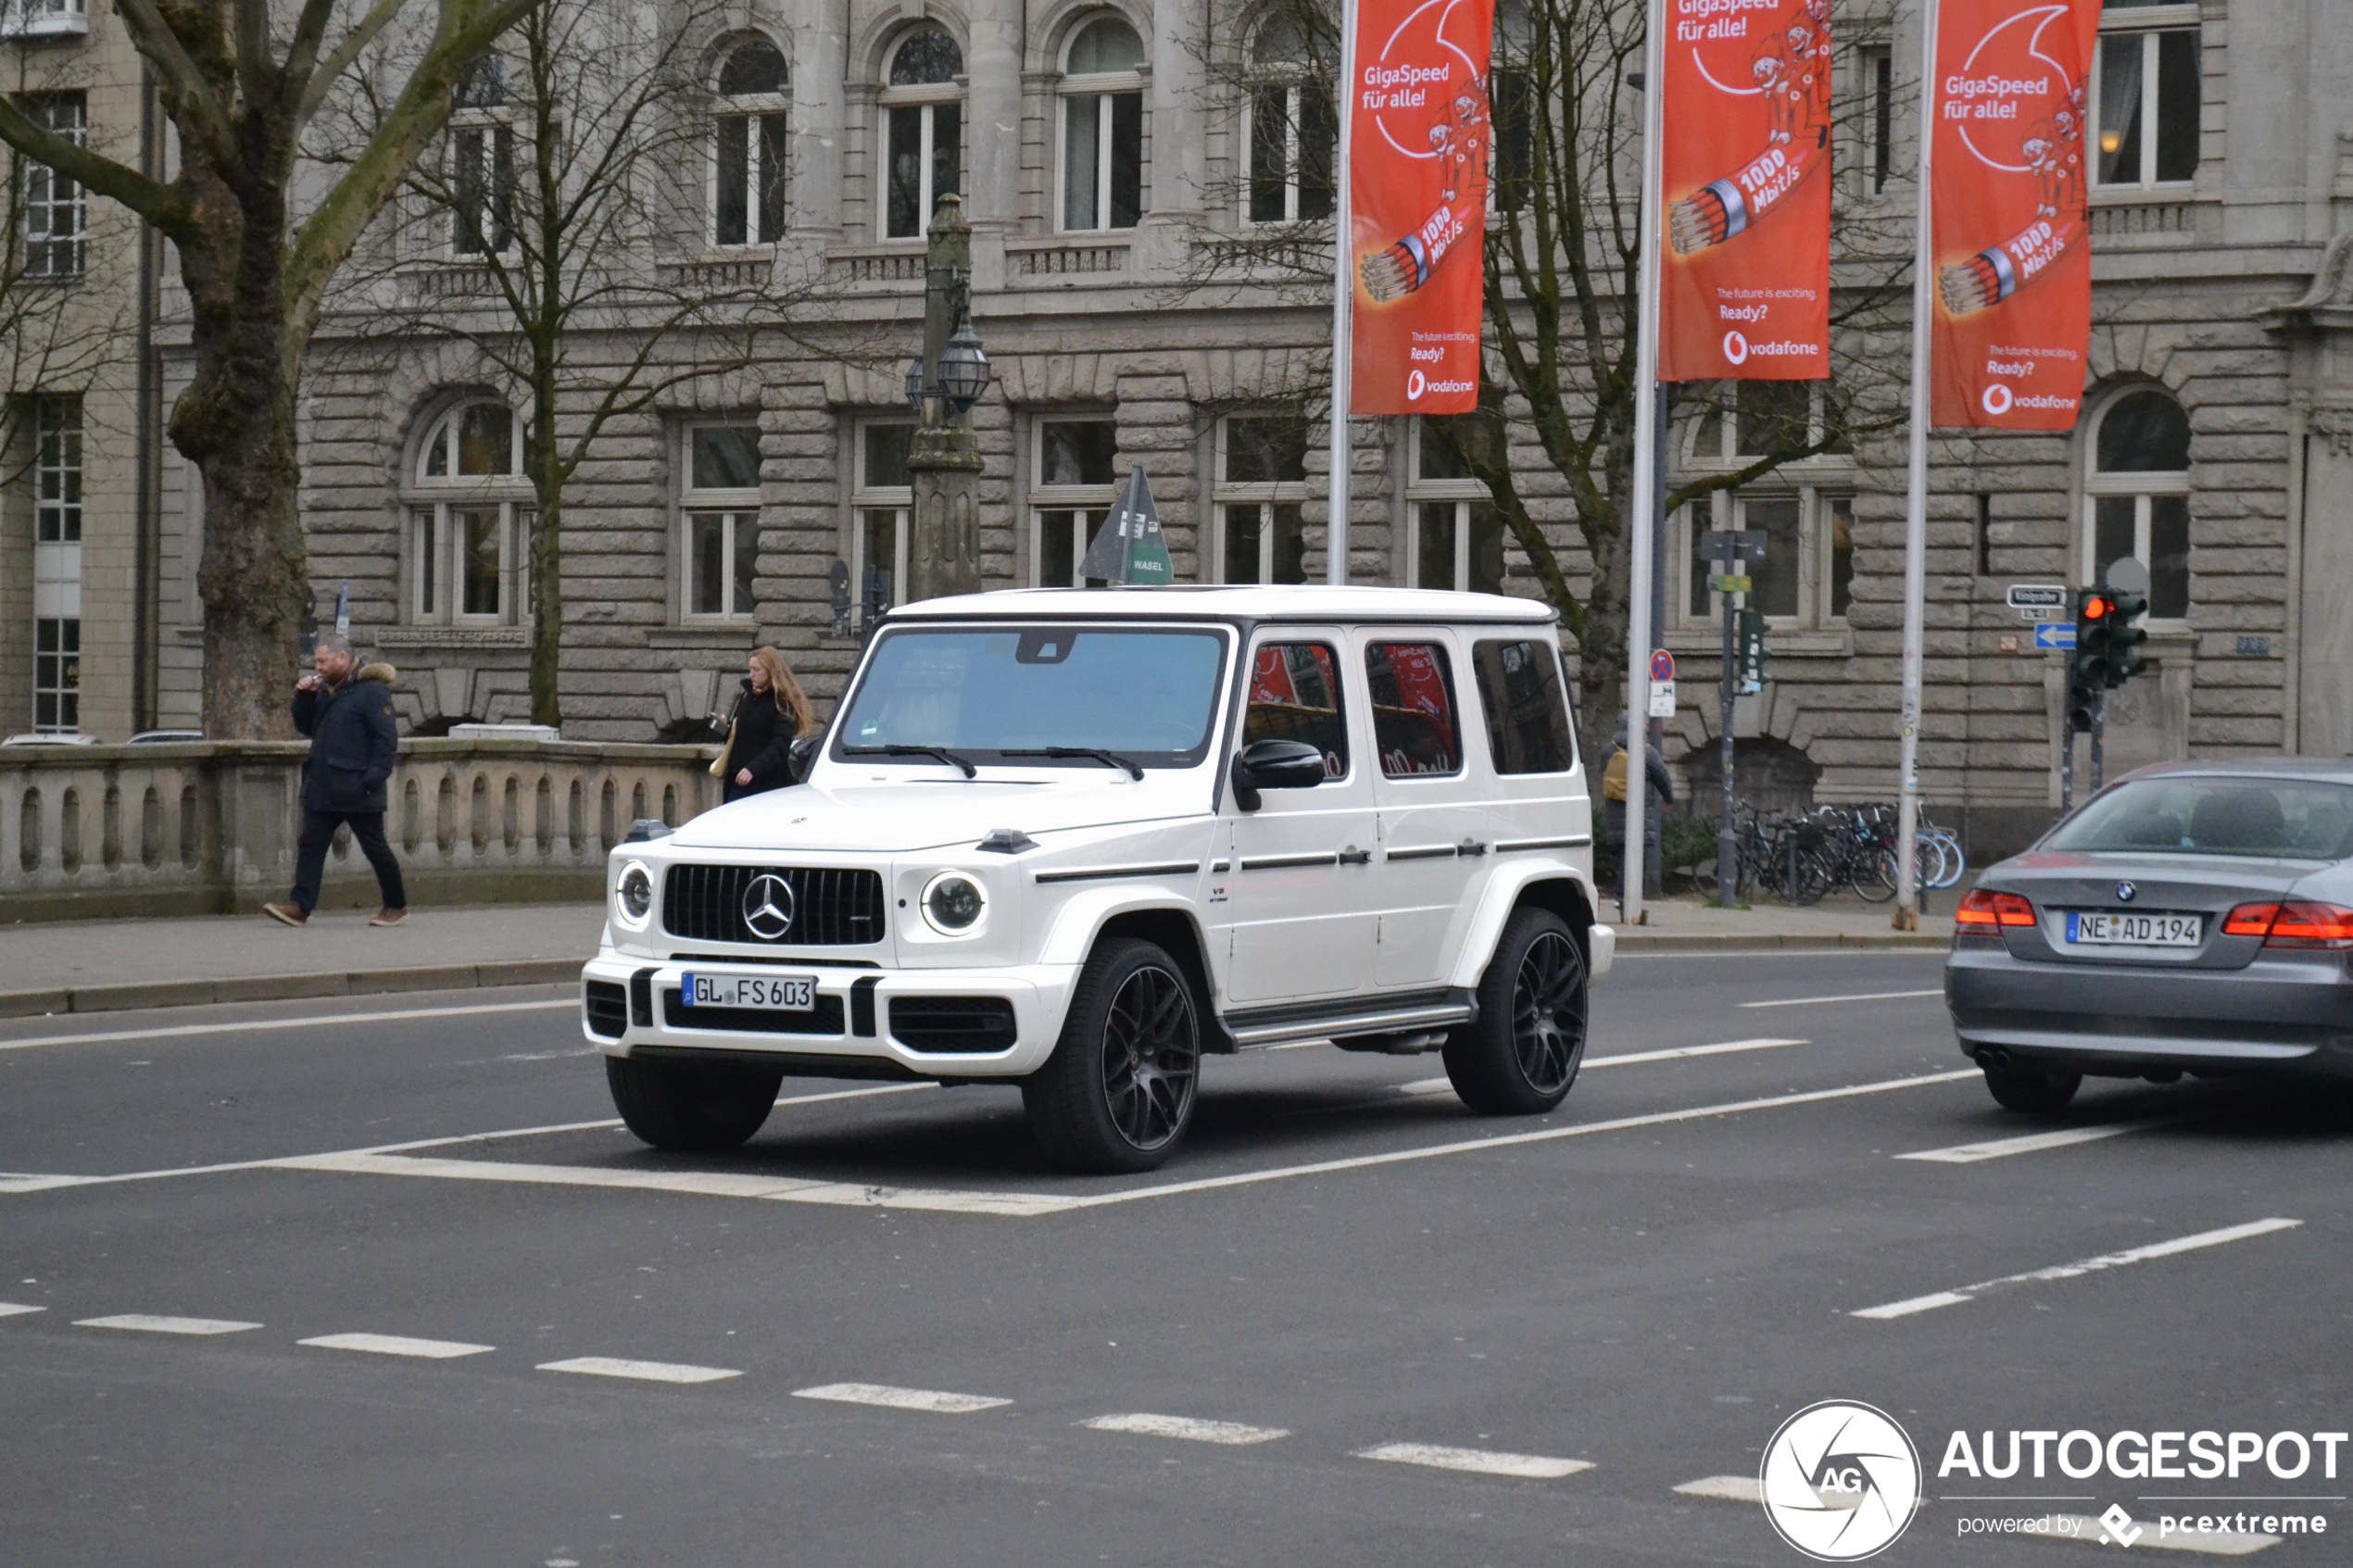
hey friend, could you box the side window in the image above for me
[1244,642,1348,779]
[1365,641,1463,778]
[1472,638,1576,775]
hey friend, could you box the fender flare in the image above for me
[1447,859,1602,990]
[1037,884,1215,973]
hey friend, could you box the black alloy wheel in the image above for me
[1444,907,1589,1115]
[1511,928,1588,1096]
[1025,937,1203,1173]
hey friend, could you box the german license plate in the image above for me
[681,972,815,1010]
[2064,911,2201,947]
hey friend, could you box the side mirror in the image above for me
[1230,738,1329,812]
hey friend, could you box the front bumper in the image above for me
[1944,940,2353,1079]
[580,949,1079,1079]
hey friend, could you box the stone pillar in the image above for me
[1137,0,1205,275]
[789,16,848,244]
[907,196,985,603]
[965,0,1023,235]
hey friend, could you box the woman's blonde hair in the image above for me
[749,646,815,736]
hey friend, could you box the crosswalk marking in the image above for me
[1896,1121,2171,1164]
[1081,1412,1290,1446]
[74,1314,262,1336]
[298,1332,495,1360]
[1854,1218,2304,1320]
[0,1301,44,1318]
[793,1382,1011,1413]
[1674,1474,1761,1503]
[1354,1442,1592,1479]
[535,1356,741,1385]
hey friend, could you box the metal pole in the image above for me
[2090,690,2106,794]
[1718,567,1737,908]
[1893,0,1941,933]
[1325,0,1360,587]
[1621,0,1667,929]
[2060,671,2075,813]
[1649,380,1670,900]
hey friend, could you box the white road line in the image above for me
[0,997,575,1052]
[74,1314,262,1336]
[2038,1514,2280,1556]
[1896,1120,2173,1164]
[536,1357,741,1385]
[1354,1442,1592,1479]
[0,1301,45,1318]
[1853,1218,2304,1320]
[297,1332,496,1360]
[792,1382,1011,1413]
[1740,988,1944,1010]
[1675,1474,1762,1504]
[1399,1036,1807,1095]
[1081,1412,1290,1446]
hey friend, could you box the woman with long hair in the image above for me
[714,646,816,803]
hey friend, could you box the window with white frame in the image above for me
[1675,382,1855,629]
[1490,1,1533,213]
[682,424,761,620]
[1407,414,1506,594]
[30,394,80,732]
[852,420,914,608]
[2083,387,2189,621]
[449,59,515,256]
[1245,16,1333,224]
[880,27,963,240]
[2093,1,2198,190]
[20,93,84,278]
[4,0,90,38]
[712,37,789,247]
[1032,418,1118,586]
[1060,16,1145,232]
[408,399,533,625]
[1215,412,1309,584]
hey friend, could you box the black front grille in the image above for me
[584,981,628,1039]
[661,864,885,946]
[662,988,848,1035]
[890,997,1019,1053]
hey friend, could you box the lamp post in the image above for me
[905,194,990,603]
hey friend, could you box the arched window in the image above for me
[1245,16,1334,224]
[408,400,534,626]
[2085,388,2191,620]
[712,37,789,247]
[880,26,963,239]
[1060,16,1145,232]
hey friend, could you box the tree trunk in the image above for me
[529,362,562,728]
[1574,470,1636,773]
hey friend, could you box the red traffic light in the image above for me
[2080,594,2113,621]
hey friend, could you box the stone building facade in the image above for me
[122,0,2353,858]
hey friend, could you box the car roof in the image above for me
[887,584,1560,625]
[2116,758,2353,784]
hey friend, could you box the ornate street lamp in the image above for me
[937,320,991,413]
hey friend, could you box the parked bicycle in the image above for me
[1682,800,1966,905]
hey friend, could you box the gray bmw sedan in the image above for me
[1945,759,2353,1113]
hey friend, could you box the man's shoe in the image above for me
[263,903,308,927]
[370,907,408,927]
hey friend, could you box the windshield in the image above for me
[833,625,1230,770]
[2044,776,2353,861]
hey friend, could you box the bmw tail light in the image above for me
[2223,901,2353,948]
[1957,889,2036,930]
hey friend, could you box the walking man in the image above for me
[262,634,408,927]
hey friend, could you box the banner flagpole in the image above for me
[1621,0,1667,929]
[1894,0,1941,931]
[1327,0,1360,587]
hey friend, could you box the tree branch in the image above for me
[0,98,191,236]
[295,0,416,129]
[111,0,238,164]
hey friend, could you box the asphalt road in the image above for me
[3,950,2347,1567]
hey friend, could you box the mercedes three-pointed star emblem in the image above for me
[740,872,795,940]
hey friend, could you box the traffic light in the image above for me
[2069,589,2116,733]
[2102,589,2148,689]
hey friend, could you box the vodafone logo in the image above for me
[1982,383,2015,416]
[1723,330,1750,365]
[1406,370,1428,400]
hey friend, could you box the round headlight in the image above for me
[921,871,987,934]
[615,860,654,928]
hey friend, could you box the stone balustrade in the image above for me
[0,736,719,921]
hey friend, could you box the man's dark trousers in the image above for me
[292,810,407,915]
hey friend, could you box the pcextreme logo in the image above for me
[1759,1400,1921,1561]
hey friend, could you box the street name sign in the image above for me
[2007,583,2069,622]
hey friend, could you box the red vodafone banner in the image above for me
[1929,0,2099,429]
[1347,0,1494,416]
[1658,0,1833,383]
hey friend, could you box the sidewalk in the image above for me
[0,891,1947,1021]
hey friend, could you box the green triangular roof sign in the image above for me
[1079,465,1172,585]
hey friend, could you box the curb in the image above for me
[0,959,581,1021]
[1614,932,1951,953]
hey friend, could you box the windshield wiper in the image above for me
[1004,746,1145,781]
[841,743,977,778]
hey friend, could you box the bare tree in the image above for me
[0,0,535,737]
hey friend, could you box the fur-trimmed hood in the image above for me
[356,661,396,684]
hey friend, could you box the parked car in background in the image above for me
[1945,760,2353,1110]
[2,733,102,746]
[583,586,1610,1172]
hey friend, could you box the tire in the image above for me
[1024,937,1202,1173]
[1444,908,1589,1116]
[606,1055,784,1152]
[1851,846,1897,903]
[1981,1060,2082,1115]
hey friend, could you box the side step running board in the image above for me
[1223,993,1478,1051]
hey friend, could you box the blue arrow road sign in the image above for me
[2035,622,2076,650]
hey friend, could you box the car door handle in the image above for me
[1338,846,1372,866]
[1456,838,1490,857]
